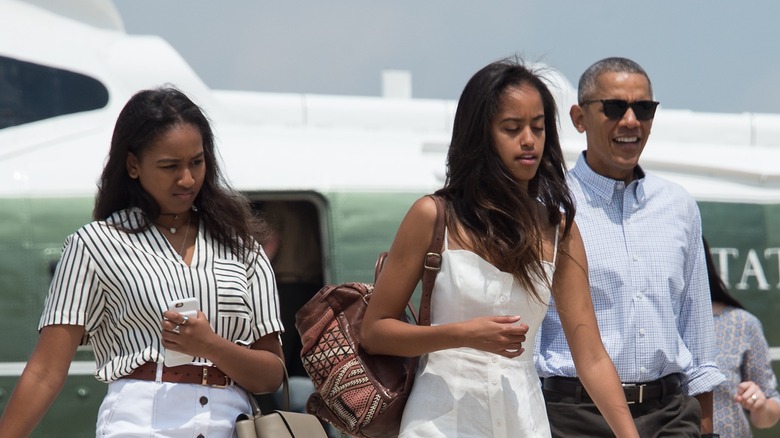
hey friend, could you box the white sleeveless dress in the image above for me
[398,228,557,438]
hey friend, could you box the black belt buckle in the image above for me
[622,382,646,404]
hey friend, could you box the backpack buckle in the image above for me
[424,252,442,271]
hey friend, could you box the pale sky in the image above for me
[114,0,780,115]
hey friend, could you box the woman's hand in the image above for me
[736,380,780,429]
[458,315,529,358]
[161,310,283,393]
[736,380,768,411]
[161,310,218,358]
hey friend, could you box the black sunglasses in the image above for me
[580,99,660,121]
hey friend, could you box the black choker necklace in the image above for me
[157,206,197,234]
[158,214,185,234]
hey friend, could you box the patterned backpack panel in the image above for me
[296,281,414,438]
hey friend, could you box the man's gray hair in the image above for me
[577,57,653,103]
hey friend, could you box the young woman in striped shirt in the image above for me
[0,87,284,437]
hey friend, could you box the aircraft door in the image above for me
[252,197,326,379]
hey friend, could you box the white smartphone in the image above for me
[164,297,199,367]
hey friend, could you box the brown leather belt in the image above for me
[542,373,682,404]
[124,362,232,388]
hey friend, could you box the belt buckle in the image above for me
[201,366,230,388]
[622,383,645,404]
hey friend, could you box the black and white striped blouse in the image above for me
[39,208,283,383]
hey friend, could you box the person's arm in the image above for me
[361,196,529,358]
[162,242,285,394]
[552,220,639,438]
[0,325,84,438]
[161,310,284,394]
[212,332,285,395]
[678,207,724,426]
[694,392,714,434]
[734,381,780,429]
[733,314,780,429]
[753,397,780,430]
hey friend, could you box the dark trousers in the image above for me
[543,386,702,437]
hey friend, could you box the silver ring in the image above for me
[181,315,189,325]
[173,324,181,334]
[751,394,758,401]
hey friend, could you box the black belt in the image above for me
[542,374,682,404]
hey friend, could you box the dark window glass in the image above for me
[0,55,109,129]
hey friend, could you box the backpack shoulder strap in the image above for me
[418,194,445,326]
[400,195,445,394]
[372,195,446,326]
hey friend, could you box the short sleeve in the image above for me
[39,233,105,341]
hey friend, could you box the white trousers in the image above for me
[96,379,250,437]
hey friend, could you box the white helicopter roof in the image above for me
[1,0,780,203]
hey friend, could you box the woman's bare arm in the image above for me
[552,220,639,438]
[0,325,84,438]
[161,311,284,394]
[361,196,529,358]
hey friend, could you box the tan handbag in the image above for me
[236,359,328,438]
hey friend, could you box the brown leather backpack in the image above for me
[294,194,445,438]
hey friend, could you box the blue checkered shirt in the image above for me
[535,153,725,396]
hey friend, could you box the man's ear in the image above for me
[570,104,586,134]
[127,153,140,179]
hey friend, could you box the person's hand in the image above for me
[735,380,768,412]
[459,315,529,358]
[161,310,217,357]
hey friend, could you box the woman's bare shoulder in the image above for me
[406,195,441,225]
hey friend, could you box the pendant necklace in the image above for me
[168,215,180,234]
[163,205,197,233]
[159,214,185,234]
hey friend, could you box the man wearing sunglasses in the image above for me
[535,57,724,437]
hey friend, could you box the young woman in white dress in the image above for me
[361,59,639,438]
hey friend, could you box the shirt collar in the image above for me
[571,152,647,204]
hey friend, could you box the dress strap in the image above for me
[552,224,560,265]
[443,227,449,250]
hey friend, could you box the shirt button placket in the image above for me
[488,357,506,438]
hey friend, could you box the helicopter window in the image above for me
[0,55,109,129]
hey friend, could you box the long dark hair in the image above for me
[703,237,745,309]
[93,86,266,259]
[436,59,575,299]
